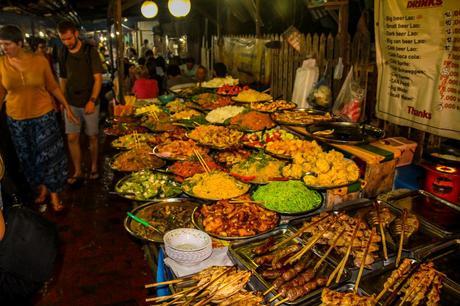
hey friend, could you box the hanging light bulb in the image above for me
[168,0,191,17]
[141,1,159,18]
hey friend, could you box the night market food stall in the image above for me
[100,1,460,305]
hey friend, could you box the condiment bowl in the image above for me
[164,228,212,265]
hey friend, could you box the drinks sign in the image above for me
[375,0,460,140]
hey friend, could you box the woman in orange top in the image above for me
[0,25,78,212]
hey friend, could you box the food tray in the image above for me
[271,108,332,127]
[382,189,460,236]
[109,151,165,172]
[228,226,351,305]
[191,206,280,241]
[305,122,385,145]
[152,145,190,161]
[359,257,460,306]
[288,200,444,271]
[308,282,372,305]
[417,239,460,293]
[123,198,201,243]
[302,158,360,190]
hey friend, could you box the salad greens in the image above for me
[116,170,181,201]
[253,181,321,213]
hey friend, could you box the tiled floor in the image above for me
[33,139,153,306]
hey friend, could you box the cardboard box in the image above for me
[373,137,417,167]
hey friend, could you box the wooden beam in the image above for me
[255,0,261,37]
[114,0,125,103]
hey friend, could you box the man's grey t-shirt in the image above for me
[60,43,103,107]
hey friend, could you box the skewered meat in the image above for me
[260,267,288,280]
[285,277,327,301]
[254,254,275,266]
[271,244,301,268]
[427,274,442,306]
[321,288,376,305]
[253,237,275,255]
[366,206,395,227]
[382,258,413,291]
[400,262,440,306]
[281,261,308,281]
[218,290,265,305]
[391,213,419,243]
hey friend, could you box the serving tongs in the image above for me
[126,212,163,235]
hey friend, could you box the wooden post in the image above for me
[114,0,124,103]
[338,2,349,63]
[255,0,261,38]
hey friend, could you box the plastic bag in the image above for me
[308,74,332,111]
[291,59,319,109]
[332,67,365,122]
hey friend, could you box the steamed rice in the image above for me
[205,106,246,124]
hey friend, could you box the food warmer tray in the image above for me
[305,121,385,145]
[359,258,460,306]
[417,238,460,293]
[288,199,445,272]
[228,225,351,305]
[380,189,460,236]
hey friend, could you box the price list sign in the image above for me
[375,0,460,140]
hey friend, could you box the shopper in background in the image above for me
[140,39,149,58]
[180,57,198,78]
[57,20,103,186]
[195,65,208,83]
[213,62,228,78]
[132,65,159,99]
[166,64,193,88]
[0,25,78,212]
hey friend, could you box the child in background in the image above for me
[132,65,159,99]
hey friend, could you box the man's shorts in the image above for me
[64,104,100,136]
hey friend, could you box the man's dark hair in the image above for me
[0,25,24,45]
[185,57,195,64]
[167,64,181,77]
[31,37,46,52]
[214,62,227,77]
[145,49,153,58]
[138,57,146,66]
[57,21,77,34]
[143,39,148,44]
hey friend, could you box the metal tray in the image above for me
[417,239,460,293]
[305,122,385,145]
[228,226,351,305]
[360,257,460,306]
[109,151,166,172]
[123,198,201,243]
[382,189,460,236]
[288,200,444,271]
[271,108,332,127]
[191,206,280,241]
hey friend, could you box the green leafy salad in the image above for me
[116,170,181,201]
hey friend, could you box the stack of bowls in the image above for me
[164,228,212,265]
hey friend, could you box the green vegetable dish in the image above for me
[252,181,322,214]
[115,170,182,201]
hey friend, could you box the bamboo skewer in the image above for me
[354,229,375,293]
[396,209,407,267]
[269,292,282,303]
[193,149,210,173]
[263,285,275,296]
[335,221,361,284]
[145,278,186,288]
[270,214,331,251]
[274,297,289,306]
[313,228,346,272]
[285,217,337,265]
[182,267,232,306]
[375,202,389,261]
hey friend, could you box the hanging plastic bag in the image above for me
[308,64,332,111]
[291,59,319,108]
[332,66,365,122]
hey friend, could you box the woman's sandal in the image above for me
[67,175,84,188]
[51,200,66,214]
[89,171,100,180]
